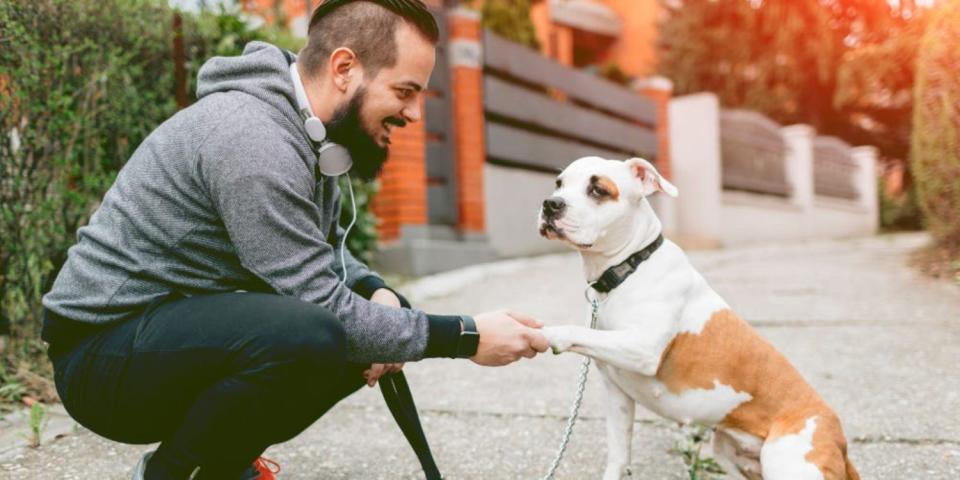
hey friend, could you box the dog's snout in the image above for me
[542,196,566,217]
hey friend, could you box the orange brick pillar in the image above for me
[371,96,429,242]
[448,8,486,235]
[637,76,673,181]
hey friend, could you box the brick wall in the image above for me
[449,10,486,233]
[371,99,429,242]
[638,82,673,181]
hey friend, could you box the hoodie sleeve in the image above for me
[198,118,462,363]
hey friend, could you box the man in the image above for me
[40,1,549,478]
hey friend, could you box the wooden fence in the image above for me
[813,136,860,200]
[480,30,659,172]
[720,109,791,197]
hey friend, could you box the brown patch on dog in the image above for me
[591,175,620,201]
[656,309,856,479]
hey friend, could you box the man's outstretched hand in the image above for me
[471,310,549,366]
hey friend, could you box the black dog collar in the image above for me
[589,234,665,294]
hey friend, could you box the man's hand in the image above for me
[471,310,549,366]
[370,288,402,308]
[363,362,403,387]
[365,288,404,386]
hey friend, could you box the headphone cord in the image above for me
[340,173,359,284]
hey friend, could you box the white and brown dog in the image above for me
[538,156,858,480]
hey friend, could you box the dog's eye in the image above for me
[555,179,562,189]
[589,185,608,198]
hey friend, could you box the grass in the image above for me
[673,425,726,480]
[26,401,48,448]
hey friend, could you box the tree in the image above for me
[479,0,540,50]
[658,0,922,161]
[911,0,960,249]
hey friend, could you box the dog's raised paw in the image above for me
[542,326,573,354]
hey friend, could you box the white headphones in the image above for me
[289,61,353,177]
[290,61,358,283]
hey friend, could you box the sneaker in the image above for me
[244,457,281,480]
[131,450,153,480]
[132,450,281,480]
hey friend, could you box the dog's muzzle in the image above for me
[541,196,566,220]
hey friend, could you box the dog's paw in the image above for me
[542,326,573,354]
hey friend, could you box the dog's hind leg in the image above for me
[761,415,851,480]
[597,366,636,480]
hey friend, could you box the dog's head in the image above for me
[537,156,677,251]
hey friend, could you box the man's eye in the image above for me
[398,89,414,99]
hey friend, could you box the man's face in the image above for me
[327,23,435,181]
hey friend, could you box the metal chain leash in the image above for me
[540,288,601,480]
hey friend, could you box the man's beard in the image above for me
[326,87,405,181]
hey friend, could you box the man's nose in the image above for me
[542,196,566,217]
[402,102,422,123]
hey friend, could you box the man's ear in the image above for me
[329,47,363,93]
[626,157,678,197]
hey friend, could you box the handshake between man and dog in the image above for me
[537,156,859,480]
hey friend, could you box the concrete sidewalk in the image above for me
[2,233,959,479]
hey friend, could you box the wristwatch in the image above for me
[456,315,480,358]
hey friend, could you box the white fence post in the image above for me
[781,124,815,211]
[851,146,880,233]
[668,93,722,248]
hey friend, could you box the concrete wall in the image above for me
[483,164,563,257]
[719,192,874,244]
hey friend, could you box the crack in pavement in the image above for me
[852,435,960,447]
[343,405,960,447]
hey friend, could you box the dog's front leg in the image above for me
[543,327,672,376]
[598,367,635,480]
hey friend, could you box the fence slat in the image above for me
[483,31,657,125]
[486,122,629,172]
[484,75,658,158]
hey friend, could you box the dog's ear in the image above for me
[626,158,678,197]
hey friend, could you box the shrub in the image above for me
[911,0,960,250]
[1,0,178,369]
[0,0,379,389]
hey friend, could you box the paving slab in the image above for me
[2,232,958,479]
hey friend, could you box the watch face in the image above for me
[459,331,480,357]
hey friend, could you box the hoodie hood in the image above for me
[196,41,302,132]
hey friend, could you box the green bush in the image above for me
[480,0,540,50]
[911,0,960,249]
[1,0,178,369]
[878,178,923,232]
[0,0,380,384]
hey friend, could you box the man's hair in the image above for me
[299,0,439,79]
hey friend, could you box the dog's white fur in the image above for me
[538,156,855,480]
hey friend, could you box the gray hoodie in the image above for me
[41,42,461,362]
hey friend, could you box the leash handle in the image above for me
[380,371,442,480]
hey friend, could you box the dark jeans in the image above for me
[47,291,368,479]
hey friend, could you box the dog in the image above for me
[538,156,859,480]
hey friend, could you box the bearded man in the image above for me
[40,1,548,478]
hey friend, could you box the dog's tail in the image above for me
[844,455,860,480]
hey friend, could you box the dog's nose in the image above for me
[542,196,566,217]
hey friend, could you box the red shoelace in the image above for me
[252,456,281,479]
